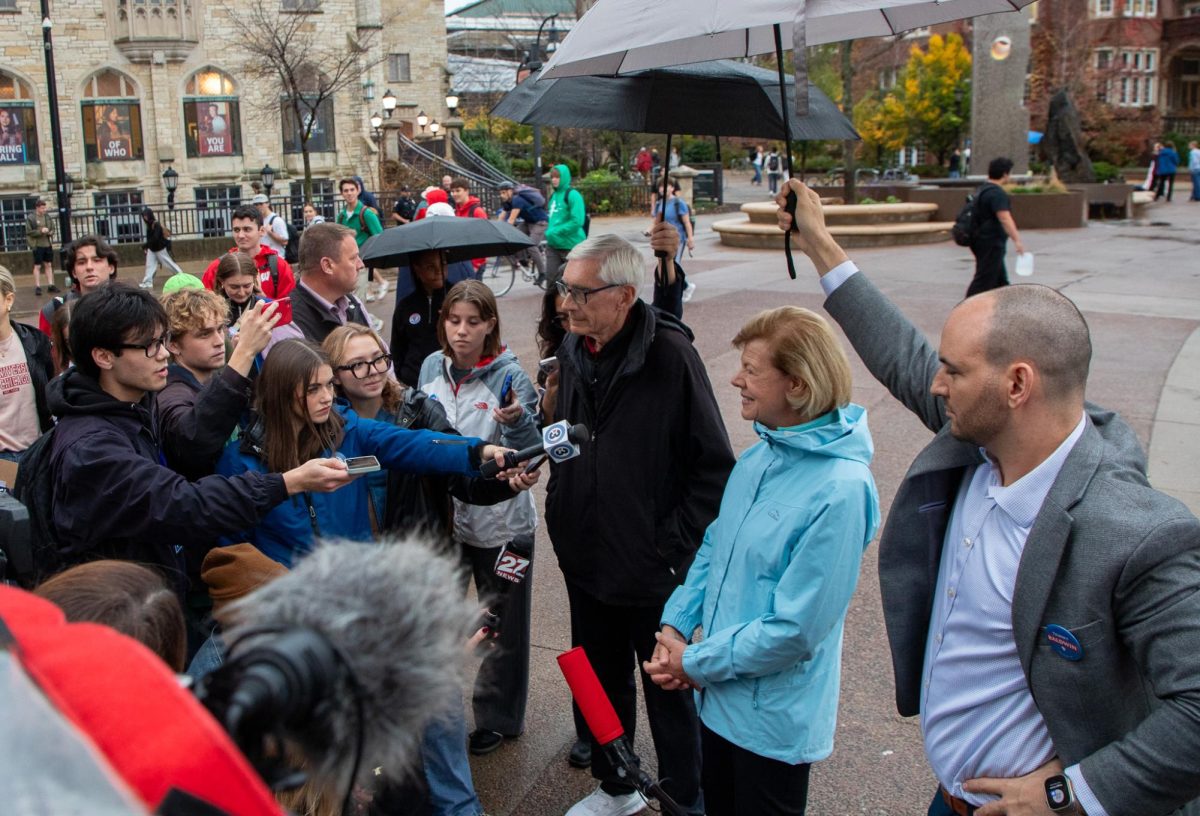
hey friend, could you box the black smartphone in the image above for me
[343,455,381,475]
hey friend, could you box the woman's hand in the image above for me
[539,371,560,424]
[507,468,541,493]
[643,627,699,691]
[493,389,524,425]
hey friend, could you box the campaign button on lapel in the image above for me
[1044,624,1083,661]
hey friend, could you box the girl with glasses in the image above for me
[216,337,522,568]
[417,279,541,758]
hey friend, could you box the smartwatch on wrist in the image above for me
[1045,774,1075,813]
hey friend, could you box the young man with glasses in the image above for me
[158,287,280,481]
[41,283,355,599]
[547,228,735,816]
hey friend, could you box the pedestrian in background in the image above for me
[1189,141,1200,202]
[751,146,764,186]
[139,206,184,290]
[25,198,58,296]
[765,146,783,194]
[966,157,1025,297]
[1154,139,1180,202]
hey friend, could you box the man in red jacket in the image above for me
[449,177,489,272]
[201,204,296,299]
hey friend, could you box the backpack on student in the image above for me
[767,154,780,172]
[265,253,281,292]
[951,185,986,247]
[514,184,546,209]
[283,224,301,263]
[9,426,67,587]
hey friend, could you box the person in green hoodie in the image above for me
[544,163,587,284]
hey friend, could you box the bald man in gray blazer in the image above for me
[776,178,1200,816]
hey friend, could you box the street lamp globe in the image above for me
[416,110,429,131]
[382,89,397,118]
[260,163,276,195]
[162,166,179,193]
[370,112,384,130]
[445,93,459,112]
[429,120,441,135]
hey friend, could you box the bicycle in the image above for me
[478,241,547,298]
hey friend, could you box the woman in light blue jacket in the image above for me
[646,306,880,816]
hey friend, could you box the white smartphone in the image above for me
[538,356,560,375]
[343,455,382,475]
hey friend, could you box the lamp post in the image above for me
[260,164,275,201]
[40,0,72,265]
[416,110,429,132]
[429,120,441,136]
[162,166,179,211]
[445,94,459,114]
[382,89,397,119]
[362,79,376,103]
[518,13,559,188]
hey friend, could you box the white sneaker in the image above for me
[374,278,389,299]
[369,315,385,333]
[682,281,697,303]
[564,786,645,816]
[139,280,154,289]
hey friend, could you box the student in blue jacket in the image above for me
[644,306,881,816]
[217,338,515,566]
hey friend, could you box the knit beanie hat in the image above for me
[201,543,287,621]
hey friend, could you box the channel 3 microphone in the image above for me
[479,420,589,478]
[196,537,478,792]
[557,647,688,816]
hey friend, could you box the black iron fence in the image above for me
[1,181,660,253]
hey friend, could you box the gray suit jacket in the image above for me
[826,272,1200,816]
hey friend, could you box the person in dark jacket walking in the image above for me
[159,287,279,482]
[45,283,356,598]
[967,157,1026,297]
[1,266,54,461]
[547,234,735,816]
[139,206,184,289]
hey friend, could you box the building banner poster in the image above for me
[96,104,135,161]
[0,107,27,165]
[197,101,233,156]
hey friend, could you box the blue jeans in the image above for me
[421,696,483,816]
[1190,170,1200,201]
[752,165,762,184]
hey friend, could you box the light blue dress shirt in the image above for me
[821,263,1106,815]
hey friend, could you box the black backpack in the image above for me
[951,186,985,247]
[283,223,301,264]
[767,154,780,172]
[8,426,66,587]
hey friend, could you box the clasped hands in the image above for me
[642,624,701,691]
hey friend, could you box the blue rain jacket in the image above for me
[661,405,880,764]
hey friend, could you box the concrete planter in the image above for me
[1008,191,1087,229]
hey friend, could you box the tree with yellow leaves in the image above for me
[856,33,972,167]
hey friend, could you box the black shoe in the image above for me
[468,729,505,756]
[47,284,61,294]
[568,738,592,769]
[34,286,42,296]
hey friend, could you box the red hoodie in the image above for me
[453,194,488,269]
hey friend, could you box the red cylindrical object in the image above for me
[557,647,625,746]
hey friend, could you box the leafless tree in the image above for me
[217,0,391,199]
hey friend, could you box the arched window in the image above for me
[81,69,144,162]
[184,67,242,157]
[0,71,39,165]
[281,65,336,154]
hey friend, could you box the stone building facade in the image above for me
[0,0,452,248]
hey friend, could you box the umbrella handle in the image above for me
[784,190,797,280]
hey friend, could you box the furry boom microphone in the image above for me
[198,538,477,791]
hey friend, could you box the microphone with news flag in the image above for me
[479,420,589,478]
[557,646,688,816]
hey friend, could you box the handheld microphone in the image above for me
[479,420,589,478]
[557,647,688,816]
[198,537,478,791]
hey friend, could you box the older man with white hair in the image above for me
[546,226,735,816]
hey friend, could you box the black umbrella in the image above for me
[490,59,858,142]
[360,218,533,268]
